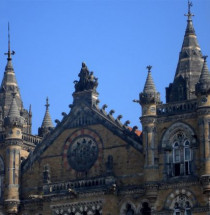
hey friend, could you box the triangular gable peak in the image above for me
[22,63,142,173]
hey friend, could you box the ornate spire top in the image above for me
[143,65,156,93]
[41,97,54,129]
[139,66,160,105]
[185,0,194,21]
[146,65,152,73]
[45,97,50,110]
[4,23,15,61]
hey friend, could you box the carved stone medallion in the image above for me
[63,129,103,173]
[67,136,98,172]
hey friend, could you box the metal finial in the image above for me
[4,23,15,59]
[184,0,194,20]
[45,97,50,109]
[203,55,208,62]
[8,23,10,54]
[146,65,152,72]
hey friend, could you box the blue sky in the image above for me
[0,0,210,134]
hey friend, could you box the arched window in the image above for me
[161,122,196,179]
[125,204,135,215]
[120,202,136,215]
[171,132,192,177]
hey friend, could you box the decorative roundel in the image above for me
[68,136,98,172]
[63,129,103,173]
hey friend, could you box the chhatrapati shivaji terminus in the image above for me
[0,0,210,215]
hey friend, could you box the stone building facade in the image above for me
[0,2,210,215]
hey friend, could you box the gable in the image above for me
[22,102,142,173]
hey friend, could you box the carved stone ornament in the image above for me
[68,136,98,172]
[51,200,102,215]
[63,129,103,173]
[74,62,98,93]
[161,122,195,148]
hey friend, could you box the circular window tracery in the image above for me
[63,129,103,173]
[67,136,99,172]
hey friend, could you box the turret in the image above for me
[134,66,160,207]
[38,97,54,137]
[4,93,24,214]
[139,65,160,114]
[196,56,210,97]
[196,57,210,200]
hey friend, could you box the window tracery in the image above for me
[162,122,196,178]
[171,132,192,177]
[173,195,192,215]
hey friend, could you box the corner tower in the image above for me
[4,93,24,214]
[134,66,161,208]
[139,66,160,178]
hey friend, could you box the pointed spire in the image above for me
[8,93,20,118]
[143,65,156,94]
[41,97,54,128]
[4,23,15,70]
[140,66,160,105]
[29,104,32,116]
[166,0,204,103]
[196,56,210,95]
[0,23,23,123]
[4,92,24,128]
[38,98,54,137]
[199,56,210,84]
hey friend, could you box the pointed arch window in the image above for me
[171,131,192,177]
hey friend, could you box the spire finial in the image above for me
[45,97,50,110]
[146,65,152,73]
[4,23,15,60]
[185,0,194,20]
[203,55,208,62]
